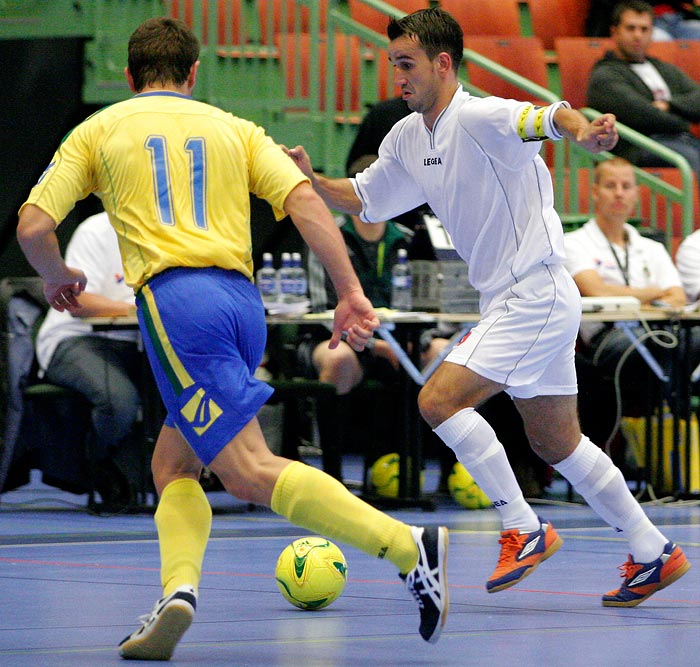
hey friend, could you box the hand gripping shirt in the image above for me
[21,92,308,290]
[352,87,570,296]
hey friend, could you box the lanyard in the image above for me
[606,238,630,286]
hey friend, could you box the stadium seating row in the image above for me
[168,0,592,51]
[166,1,698,246]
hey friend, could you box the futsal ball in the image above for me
[369,453,424,497]
[447,462,492,509]
[275,536,348,610]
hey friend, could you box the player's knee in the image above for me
[317,346,361,391]
[418,381,450,427]
[216,450,279,505]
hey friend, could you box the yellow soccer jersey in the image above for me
[21,92,308,289]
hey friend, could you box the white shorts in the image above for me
[445,263,581,399]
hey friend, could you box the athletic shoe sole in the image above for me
[119,598,194,661]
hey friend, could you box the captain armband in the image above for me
[516,101,571,142]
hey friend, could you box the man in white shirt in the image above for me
[564,157,688,420]
[564,158,685,319]
[36,211,141,510]
[285,7,689,607]
[676,229,700,302]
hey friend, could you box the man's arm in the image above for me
[573,268,670,305]
[553,107,619,153]
[284,182,378,350]
[71,292,136,319]
[16,204,87,311]
[283,145,363,214]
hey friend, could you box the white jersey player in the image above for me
[285,7,689,607]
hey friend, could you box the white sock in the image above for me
[554,435,667,562]
[434,407,540,532]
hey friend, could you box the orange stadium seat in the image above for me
[168,1,249,46]
[673,40,700,82]
[646,39,678,63]
[276,32,362,112]
[555,37,613,110]
[441,0,521,38]
[348,0,428,35]
[259,0,329,44]
[639,168,699,239]
[528,0,590,51]
[464,35,549,104]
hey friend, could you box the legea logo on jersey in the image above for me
[180,387,222,435]
[423,156,442,166]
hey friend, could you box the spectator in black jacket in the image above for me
[586,0,700,40]
[587,1,700,186]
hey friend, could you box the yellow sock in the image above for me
[271,461,418,574]
[155,478,213,596]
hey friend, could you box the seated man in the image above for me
[35,211,142,509]
[586,1,700,189]
[564,157,688,421]
[298,155,411,480]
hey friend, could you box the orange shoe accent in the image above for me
[486,519,563,593]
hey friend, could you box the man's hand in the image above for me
[281,144,315,180]
[43,267,88,312]
[578,113,619,153]
[329,289,380,352]
[651,100,670,113]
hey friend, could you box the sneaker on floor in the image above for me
[602,541,691,607]
[486,517,562,593]
[400,525,449,644]
[119,585,197,660]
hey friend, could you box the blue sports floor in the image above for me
[1,457,699,666]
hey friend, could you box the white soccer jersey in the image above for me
[352,86,570,296]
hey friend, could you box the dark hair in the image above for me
[127,17,200,92]
[387,7,463,74]
[611,1,653,27]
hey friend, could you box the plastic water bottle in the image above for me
[277,252,295,304]
[391,248,413,311]
[291,252,308,302]
[256,252,278,308]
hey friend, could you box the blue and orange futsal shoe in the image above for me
[602,541,691,607]
[486,518,563,593]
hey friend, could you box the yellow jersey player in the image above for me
[17,17,448,660]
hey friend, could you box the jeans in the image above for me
[45,336,141,466]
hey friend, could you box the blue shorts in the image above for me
[136,267,273,465]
